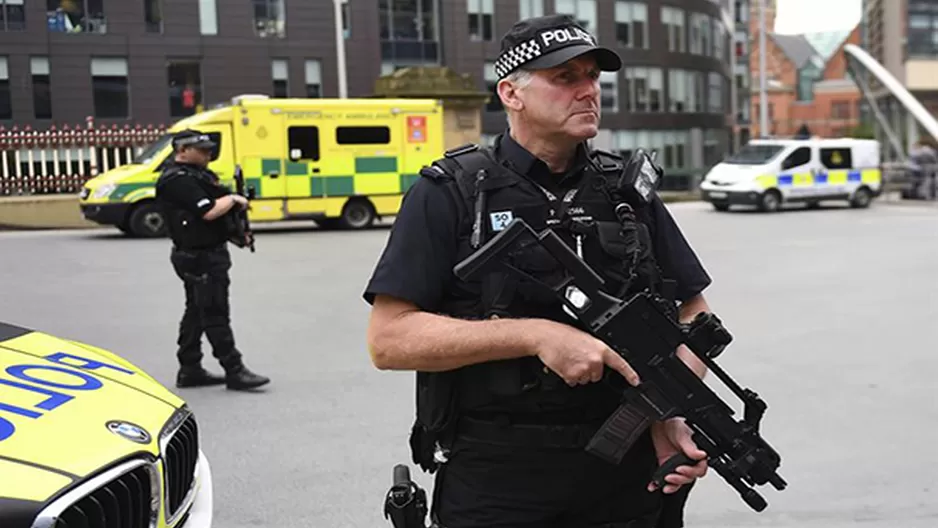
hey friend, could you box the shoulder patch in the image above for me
[419,164,450,181]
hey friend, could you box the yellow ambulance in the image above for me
[79,95,445,237]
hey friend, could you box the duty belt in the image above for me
[456,416,603,449]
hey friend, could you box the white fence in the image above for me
[0,121,167,196]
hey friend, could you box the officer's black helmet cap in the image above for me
[172,129,217,151]
[496,14,622,81]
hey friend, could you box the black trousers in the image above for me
[170,245,242,370]
[432,420,676,528]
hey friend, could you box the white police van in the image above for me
[699,138,882,212]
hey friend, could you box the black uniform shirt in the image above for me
[363,133,712,311]
[155,162,230,248]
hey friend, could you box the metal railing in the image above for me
[0,121,167,197]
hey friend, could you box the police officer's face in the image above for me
[501,55,602,142]
[177,146,213,166]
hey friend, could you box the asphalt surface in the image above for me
[0,198,936,528]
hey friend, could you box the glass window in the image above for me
[668,69,687,112]
[519,0,543,19]
[483,62,502,112]
[144,0,162,32]
[305,60,321,98]
[623,67,662,112]
[336,126,391,145]
[600,71,618,112]
[31,57,51,120]
[1,0,26,31]
[661,6,685,53]
[708,72,724,113]
[555,0,596,34]
[253,0,285,38]
[198,0,217,35]
[0,57,9,120]
[379,0,440,64]
[467,0,494,42]
[47,0,107,33]
[167,60,201,118]
[615,2,648,49]
[288,126,320,161]
[91,57,129,119]
[271,59,288,98]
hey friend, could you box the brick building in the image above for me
[0,0,736,176]
[748,5,862,139]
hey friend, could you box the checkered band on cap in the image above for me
[494,38,544,80]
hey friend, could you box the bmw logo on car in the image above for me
[107,420,151,444]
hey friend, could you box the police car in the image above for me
[0,321,213,528]
[700,137,883,212]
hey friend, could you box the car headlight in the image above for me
[91,183,117,199]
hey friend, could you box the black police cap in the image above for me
[172,129,217,150]
[494,14,622,81]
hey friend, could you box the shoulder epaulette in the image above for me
[444,143,480,158]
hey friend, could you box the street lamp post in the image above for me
[334,0,348,98]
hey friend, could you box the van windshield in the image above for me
[131,134,173,165]
[724,144,786,165]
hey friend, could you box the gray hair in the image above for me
[501,69,534,124]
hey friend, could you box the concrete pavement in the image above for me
[0,199,935,527]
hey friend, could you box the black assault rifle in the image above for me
[228,164,256,252]
[452,217,788,512]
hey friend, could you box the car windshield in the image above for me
[724,144,786,165]
[131,134,173,165]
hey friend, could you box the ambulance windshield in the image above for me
[131,134,173,165]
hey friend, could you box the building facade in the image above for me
[0,0,735,175]
[745,1,862,139]
[732,0,753,147]
[860,0,938,153]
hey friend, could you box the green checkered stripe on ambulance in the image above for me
[241,156,421,198]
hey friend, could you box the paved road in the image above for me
[1,200,936,528]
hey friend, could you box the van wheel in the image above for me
[712,203,730,212]
[340,199,376,229]
[850,187,873,208]
[127,202,168,238]
[758,190,782,212]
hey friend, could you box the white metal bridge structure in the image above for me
[843,43,938,162]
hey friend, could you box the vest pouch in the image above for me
[410,370,458,473]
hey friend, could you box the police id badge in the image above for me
[489,210,514,232]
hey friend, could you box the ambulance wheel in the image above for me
[340,198,376,229]
[850,187,873,208]
[127,201,168,238]
[758,190,782,212]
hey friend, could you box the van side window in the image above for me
[288,126,320,161]
[336,126,390,145]
[820,147,852,169]
[781,147,811,170]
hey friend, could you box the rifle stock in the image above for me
[452,217,787,513]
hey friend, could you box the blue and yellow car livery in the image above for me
[700,138,883,212]
[0,321,213,528]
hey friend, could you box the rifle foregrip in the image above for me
[652,453,698,488]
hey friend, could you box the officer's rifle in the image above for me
[451,216,788,513]
[229,164,256,252]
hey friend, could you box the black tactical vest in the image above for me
[409,142,675,472]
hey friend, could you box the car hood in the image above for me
[84,164,150,186]
[0,321,183,503]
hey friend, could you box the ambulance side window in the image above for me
[781,147,811,170]
[820,147,852,169]
[288,126,320,161]
[336,126,391,145]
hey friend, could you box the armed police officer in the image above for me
[155,129,270,392]
[365,14,713,528]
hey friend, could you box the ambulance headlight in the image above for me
[92,183,117,199]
